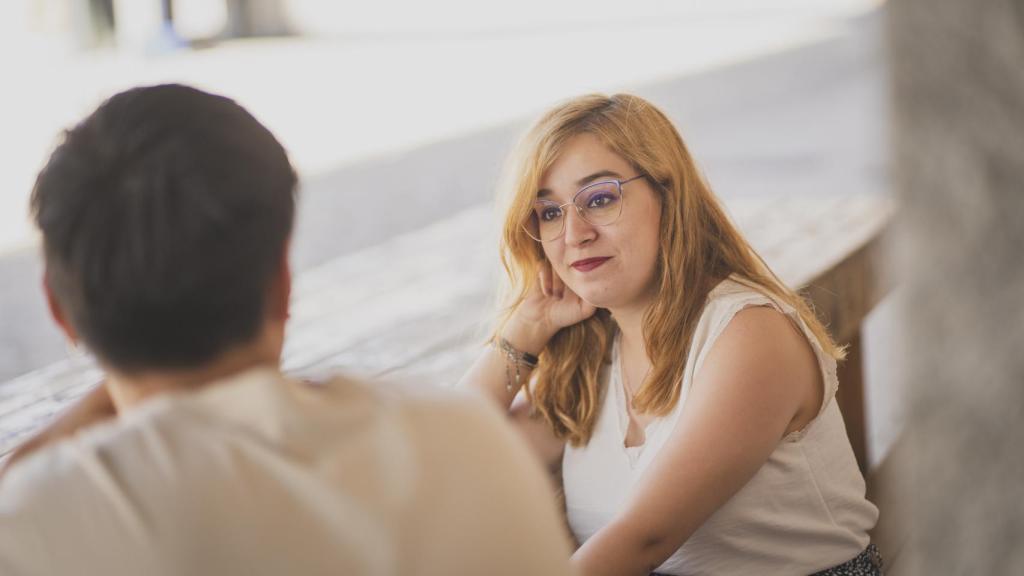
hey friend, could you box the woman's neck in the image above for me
[611,305,649,366]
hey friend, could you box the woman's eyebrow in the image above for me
[575,170,622,187]
[536,170,623,198]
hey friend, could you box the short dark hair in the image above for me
[31,84,297,372]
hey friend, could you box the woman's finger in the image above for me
[538,263,551,297]
[551,267,565,299]
[563,283,582,306]
[564,285,596,319]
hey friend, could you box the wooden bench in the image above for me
[0,191,893,468]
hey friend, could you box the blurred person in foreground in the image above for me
[461,94,881,575]
[0,84,571,576]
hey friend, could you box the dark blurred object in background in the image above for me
[70,0,292,53]
[222,0,291,39]
[891,0,1024,573]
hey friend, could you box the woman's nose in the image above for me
[563,206,596,246]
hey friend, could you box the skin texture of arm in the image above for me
[460,261,589,470]
[571,306,825,576]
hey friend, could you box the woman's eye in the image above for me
[540,207,562,222]
[587,193,617,208]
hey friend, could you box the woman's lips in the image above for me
[571,257,611,272]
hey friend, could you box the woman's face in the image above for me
[535,133,662,313]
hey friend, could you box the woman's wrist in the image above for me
[502,315,557,357]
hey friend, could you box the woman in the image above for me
[461,94,881,575]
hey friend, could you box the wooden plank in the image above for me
[836,332,868,472]
[795,207,893,474]
[801,223,893,344]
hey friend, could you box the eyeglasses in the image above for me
[523,174,647,242]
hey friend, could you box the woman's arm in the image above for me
[571,306,825,576]
[459,262,596,469]
[459,316,555,411]
[459,318,568,469]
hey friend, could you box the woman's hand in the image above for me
[504,261,597,355]
[460,261,594,422]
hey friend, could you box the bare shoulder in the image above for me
[697,305,824,434]
[707,304,818,370]
[730,301,801,339]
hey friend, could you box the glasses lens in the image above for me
[528,201,565,241]
[577,182,622,226]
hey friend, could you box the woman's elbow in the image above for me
[611,518,685,572]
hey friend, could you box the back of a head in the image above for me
[31,84,297,372]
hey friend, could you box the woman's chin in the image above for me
[576,289,617,311]
[569,276,652,312]
[576,286,655,316]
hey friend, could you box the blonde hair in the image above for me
[495,94,844,446]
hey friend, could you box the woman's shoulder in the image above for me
[706,275,780,305]
[687,276,805,376]
[699,276,780,327]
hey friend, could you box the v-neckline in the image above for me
[612,333,654,457]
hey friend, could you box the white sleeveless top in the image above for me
[562,278,878,575]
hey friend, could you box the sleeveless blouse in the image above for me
[562,278,878,575]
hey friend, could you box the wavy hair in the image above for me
[494,94,844,446]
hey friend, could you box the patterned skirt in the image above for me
[811,544,884,576]
[650,543,884,576]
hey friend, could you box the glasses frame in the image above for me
[522,174,648,242]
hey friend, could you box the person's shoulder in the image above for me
[706,275,776,304]
[701,275,806,351]
[718,304,800,345]
[296,374,513,455]
[1,441,78,505]
[385,382,510,441]
[699,276,795,329]
[368,384,574,573]
[301,373,496,420]
[0,416,130,517]
[365,381,533,469]
[1,392,203,508]
[0,418,169,573]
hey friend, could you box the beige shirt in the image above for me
[0,368,572,576]
[563,278,878,575]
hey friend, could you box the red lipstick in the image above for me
[571,257,611,272]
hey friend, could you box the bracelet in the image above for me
[496,338,539,392]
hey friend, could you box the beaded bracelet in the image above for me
[496,338,539,392]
